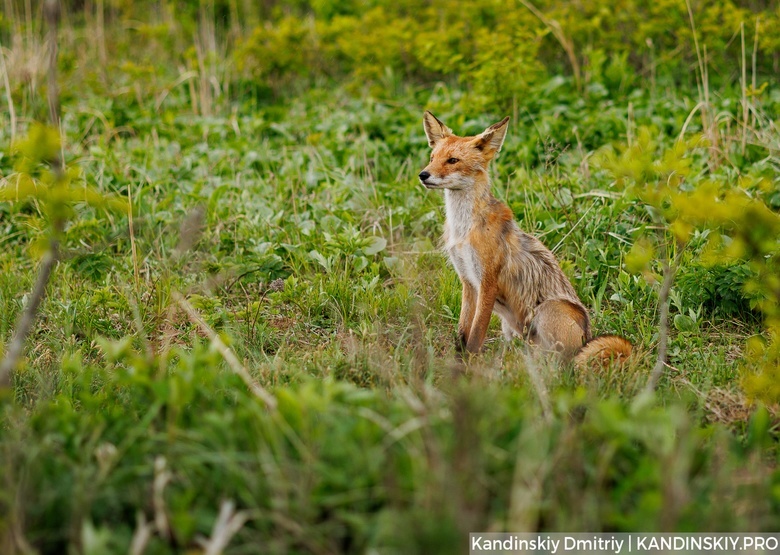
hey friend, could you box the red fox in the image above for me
[419,111,631,367]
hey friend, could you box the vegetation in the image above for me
[1,0,779,553]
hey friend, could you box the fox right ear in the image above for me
[423,111,452,148]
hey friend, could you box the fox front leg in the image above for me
[457,282,477,350]
[465,278,498,354]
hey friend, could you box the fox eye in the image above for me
[447,158,459,164]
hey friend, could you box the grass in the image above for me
[1,2,780,552]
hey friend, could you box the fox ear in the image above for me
[472,116,510,154]
[423,111,453,148]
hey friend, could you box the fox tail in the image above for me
[572,334,633,369]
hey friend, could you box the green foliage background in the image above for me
[1,0,780,553]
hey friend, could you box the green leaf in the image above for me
[625,239,655,275]
[673,313,696,332]
[363,236,387,256]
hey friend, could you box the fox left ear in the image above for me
[472,116,510,154]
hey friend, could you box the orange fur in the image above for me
[419,111,631,366]
[572,335,633,369]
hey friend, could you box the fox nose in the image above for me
[418,171,431,181]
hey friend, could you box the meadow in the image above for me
[1,0,779,553]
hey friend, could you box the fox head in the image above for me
[418,111,509,190]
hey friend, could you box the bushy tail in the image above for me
[572,335,633,369]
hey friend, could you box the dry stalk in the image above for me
[741,22,748,156]
[518,0,581,91]
[0,41,17,144]
[152,456,172,540]
[173,291,277,410]
[45,0,60,130]
[197,500,249,555]
[128,512,153,555]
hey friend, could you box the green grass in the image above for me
[2,3,780,552]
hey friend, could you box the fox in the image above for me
[418,111,631,367]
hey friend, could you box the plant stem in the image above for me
[646,245,684,392]
[0,242,59,388]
